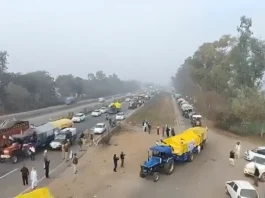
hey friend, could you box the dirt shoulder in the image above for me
[127,92,176,129]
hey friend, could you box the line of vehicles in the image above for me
[172,92,261,198]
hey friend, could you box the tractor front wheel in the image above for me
[140,171,146,178]
[153,172,159,182]
[164,159,175,175]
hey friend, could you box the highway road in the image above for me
[0,101,136,198]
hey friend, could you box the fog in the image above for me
[0,0,265,85]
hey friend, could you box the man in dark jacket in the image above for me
[20,164,29,186]
[120,151,125,167]
[254,165,260,186]
[44,159,50,178]
[113,154,119,172]
[72,153,78,174]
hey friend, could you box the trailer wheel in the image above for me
[188,154,194,162]
[164,159,174,175]
[153,172,159,182]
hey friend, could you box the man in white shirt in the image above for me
[235,142,241,159]
[29,145,35,161]
[30,167,38,189]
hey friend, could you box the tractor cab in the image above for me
[191,114,202,127]
[140,145,175,182]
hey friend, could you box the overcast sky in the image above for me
[0,0,264,85]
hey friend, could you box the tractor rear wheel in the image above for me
[164,159,174,175]
[153,172,159,182]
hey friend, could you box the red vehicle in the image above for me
[0,119,30,148]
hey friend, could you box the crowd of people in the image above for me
[142,120,175,138]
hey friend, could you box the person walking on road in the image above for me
[162,125,165,137]
[29,145,35,161]
[72,153,78,174]
[44,158,50,178]
[142,120,145,131]
[235,142,241,159]
[143,121,147,132]
[43,150,48,162]
[229,150,235,166]
[254,163,260,186]
[79,132,84,151]
[120,151,125,167]
[113,154,119,172]
[20,164,29,186]
[30,167,38,190]
[156,124,160,135]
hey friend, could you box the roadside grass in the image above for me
[127,92,176,128]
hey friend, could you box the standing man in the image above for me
[144,121,147,132]
[166,125,170,138]
[113,154,119,172]
[43,150,48,162]
[29,145,35,161]
[61,142,65,160]
[142,120,145,131]
[254,163,259,187]
[148,122,151,134]
[156,124,160,135]
[20,164,29,186]
[44,158,50,178]
[120,151,125,167]
[171,128,175,136]
[72,153,78,174]
[162,125,165,137]
[30,167,38,190]
[79,132,84,151]
[235,142,241,159]
[229,150,235,166]
[64,140,70,162]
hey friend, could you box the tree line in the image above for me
[0,53,139,114]
[171,16,265,135]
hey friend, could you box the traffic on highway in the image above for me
[0,93,150,198]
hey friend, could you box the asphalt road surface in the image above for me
[28,97,121,125]
[0,102,136,198]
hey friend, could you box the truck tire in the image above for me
[164,159,174,175]
[140,171,146,178]
[187,154,194,162]
[153,172,159,182]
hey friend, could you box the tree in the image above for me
[95,70,106,80]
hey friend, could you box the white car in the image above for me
[225,180,259,198]
[91,110,102,117]
[100,107,108,114]
[245,146,265,161]
[116,112,125,120]
[125,98,130,102]
[72,113,86,123]
[244,156,265,182]
[61,127,77,137]
[93,123,107,134]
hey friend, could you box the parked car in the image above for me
[116,112,125,120]
[244,156,265,182]
[225,180,259,198]
[72,113,86,123]
[50,130,75,150]
[100,107,108,114]
[125,98,130,102]
[91,110,102,117]
[93,123,107,134]
[245,146,265,161]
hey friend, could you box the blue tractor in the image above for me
[140,145,175,182]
